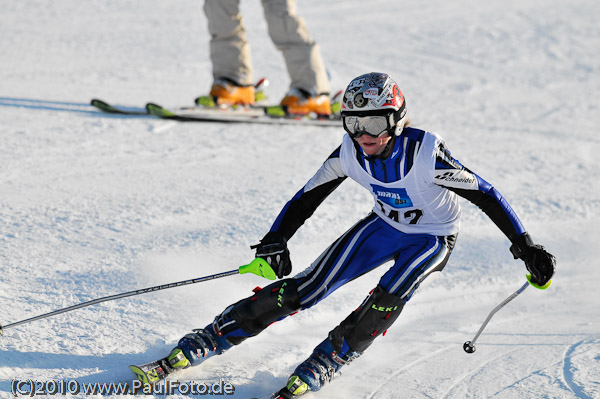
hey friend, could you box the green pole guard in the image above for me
[238,258,277,280]
[526,274,551,290]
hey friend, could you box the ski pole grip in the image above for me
[526,274,551,290]
[238,258,277,280]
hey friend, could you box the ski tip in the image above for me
[145,103,175,118]
[0,324,3,336]
[90,99,149,115]
[90,98,109,106]
[129,365,150,385]
[90,98,117,112]
[145,102,160,112]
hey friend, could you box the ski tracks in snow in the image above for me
[364,334,599,399]
[561,338,599,399]
[437,336,600,399]
[437,347,522,399]
[365,344,455,399]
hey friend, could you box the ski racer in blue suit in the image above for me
[167,72,556,399]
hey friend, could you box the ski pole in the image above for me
[0,257,276,336]
[463,274,551,353]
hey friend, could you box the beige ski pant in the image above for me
[204,0,330,95]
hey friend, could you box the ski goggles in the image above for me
[342,113,396,139]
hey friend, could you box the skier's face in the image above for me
[356,132,393,156]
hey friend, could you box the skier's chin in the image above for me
[359,141,384,156]
[361,145,378,155]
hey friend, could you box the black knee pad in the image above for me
[230,278,301,336]
[329,285,405,353]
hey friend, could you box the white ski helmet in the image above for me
[341,72,407,137]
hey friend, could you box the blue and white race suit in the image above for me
[271,127,525,305]
[178,127,528,373]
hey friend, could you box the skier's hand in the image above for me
[510,233,556,286]
[251,232,292,279]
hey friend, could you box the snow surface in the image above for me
[1,0,599,398]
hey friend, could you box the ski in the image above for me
[248,390,307,399]
[91,98,341,127]
[248,375,310,399]
[90,78,270,117]
[145,102,341,127]
[130,347,191,385]
[90,76,342,127]
[129,358,173,385]
[90,99,148,115]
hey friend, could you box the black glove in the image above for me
[510,233,556,286]
[251,232,292,279]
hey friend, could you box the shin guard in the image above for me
[330,285,405,353]
[178,279,300,367]
[198,278,301,349]
[291,286,403,392]
[226,278,301,342]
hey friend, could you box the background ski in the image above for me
[145,102,341,127]
[90,99,149,115]
[90,78,270,117]
[90,99,341,127]
[91,86,342,126]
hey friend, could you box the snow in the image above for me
[1,0,599,398]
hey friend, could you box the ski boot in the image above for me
[196,77,264,108]
[279,88,332,116]
[177,326,232,366]
[273,336,361,397]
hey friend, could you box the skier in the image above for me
[200,0,331,115]
[150,72,556,398]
